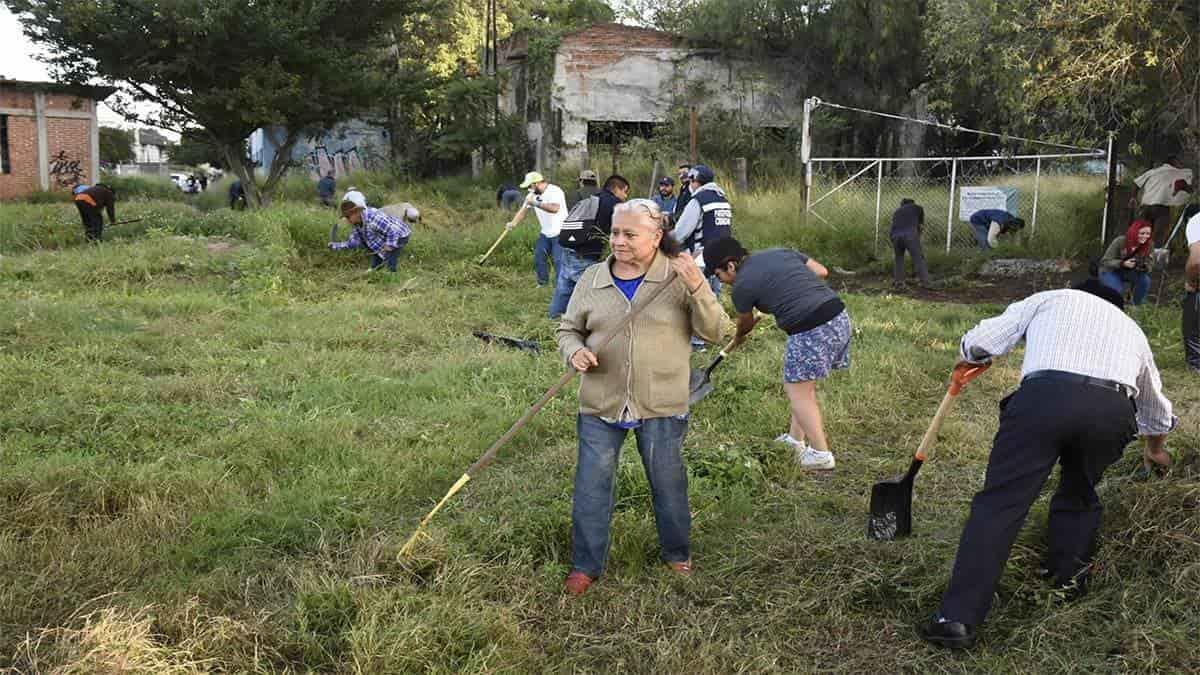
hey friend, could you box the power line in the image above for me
[811,98,1103,154]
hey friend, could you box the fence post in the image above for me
[800,97,814,223]
[874,160,884,254]
[1101,131,1115,244]
[736,157,748,192]
[689,107,698,166]
[1031,157,1041,233]
[649,160,661,199]
[580,149,590,176]
[946,157,958,253]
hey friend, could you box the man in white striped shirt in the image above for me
[921,279,1175,649]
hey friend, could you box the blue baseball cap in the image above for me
[688,164,715,184]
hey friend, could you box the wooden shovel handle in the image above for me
[478,202,530,264]
[914,363,989,462]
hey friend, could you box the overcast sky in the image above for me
[2,6,177,138]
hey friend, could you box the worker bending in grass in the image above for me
[556,199,727,596]
[328,189,412,272]
[920,279,1175,650]
[704,237,849,470]
[73,183,117,242]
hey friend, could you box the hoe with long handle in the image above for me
[400,271,682,558]
[477,202,531,265]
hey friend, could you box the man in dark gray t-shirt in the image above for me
[704,238,851,471]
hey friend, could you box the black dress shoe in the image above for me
[919,618,976,649]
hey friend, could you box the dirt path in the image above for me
[831,268,1178,305]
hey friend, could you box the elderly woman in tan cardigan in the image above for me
[556,199,728,596]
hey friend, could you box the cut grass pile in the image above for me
[0,189,1198,672]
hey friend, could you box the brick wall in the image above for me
[0,115,39,200]
[0,86,98,201]
[560,23,682,73]
[45,117,93,190]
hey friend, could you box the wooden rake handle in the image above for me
[477,202,531,264]
[914,363,989,462]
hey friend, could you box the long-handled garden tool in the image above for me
[687,335,737,405]
[477,202,531,265]
[399,271,680,558]
[688,314,762,405]
[867,362,989,541]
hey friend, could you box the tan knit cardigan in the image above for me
[556,252,729,419]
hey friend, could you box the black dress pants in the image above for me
[939,378,1137,626]
[1183,292,1200,370]
[891,233,930,285]
[75,201,104,242]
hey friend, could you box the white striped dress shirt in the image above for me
[960,289,1176,435]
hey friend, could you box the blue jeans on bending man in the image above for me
[571,414,691,578]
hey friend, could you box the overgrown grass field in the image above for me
[1,179,1197,672]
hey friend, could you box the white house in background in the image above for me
[133,128,171,164]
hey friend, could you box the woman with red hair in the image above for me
[1099,208,1156,305]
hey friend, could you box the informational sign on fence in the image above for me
[959,186,1018,221]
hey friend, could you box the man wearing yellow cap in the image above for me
[508,171,567,289]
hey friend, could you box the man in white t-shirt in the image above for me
[1131,156,1193,238]
[509,171,567,288]
[1182,207,1200,370]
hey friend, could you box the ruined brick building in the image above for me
[497,23,806,170]
[0,79,113,201]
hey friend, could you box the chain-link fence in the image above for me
[805,152,1110,255]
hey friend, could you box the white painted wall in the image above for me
[549,47,804,165]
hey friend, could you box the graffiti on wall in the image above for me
[49,150,84,188]
[306,144,369,180]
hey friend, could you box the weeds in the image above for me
[0,183,1197,671]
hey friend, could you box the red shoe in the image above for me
[564,571,594,596]
[665,559,693,577]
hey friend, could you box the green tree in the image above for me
[97,126,134,166]
[6,0,421,207]
[1011,0,1199,162]
[167,128,227,169]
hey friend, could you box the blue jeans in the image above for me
[571,414,691,578]
[970,221,992,250]
[369,236,409,272]
[1100,269,1150,305]
[500,189,522,210]
[534,234,561,286]
[550,248,599,318]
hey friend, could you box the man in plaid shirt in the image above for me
[329,190,412,271]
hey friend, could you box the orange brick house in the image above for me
[0,78,114,201]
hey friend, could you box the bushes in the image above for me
[101,174,188,201]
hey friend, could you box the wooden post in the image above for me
[580,149,589,176]
[471,149,483,179]
[611,126,620,176]
[649,160,662,199]
[689,107,698,166]
[736,157,748,192]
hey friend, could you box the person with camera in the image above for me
[1099,214,1155,305]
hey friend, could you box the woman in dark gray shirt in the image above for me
[705,238,851,470]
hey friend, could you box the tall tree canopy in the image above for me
[97,126,134,166]
[6,0,421,206]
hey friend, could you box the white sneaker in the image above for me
[775,433,805,449]
[796,447,835,470]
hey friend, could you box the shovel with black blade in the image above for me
[867,362,989,541]
[688,335,739,406]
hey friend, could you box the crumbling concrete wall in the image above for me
[500,23,806,169]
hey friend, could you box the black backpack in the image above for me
[558,195,604,250]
